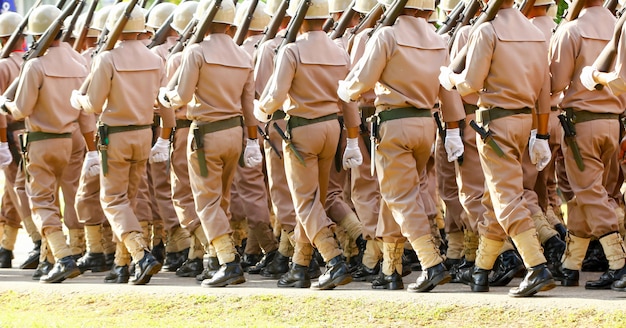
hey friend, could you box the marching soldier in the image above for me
[72,2,167,285]
[3,4,91,283]
[256,0,361,290]
[440,0,555,297]
[159,0,262,288]
[559,0,626,289]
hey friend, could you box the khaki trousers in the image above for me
[171,127,201,232]
[58,127,85,230]
[435,134,464,234]
[456,113,485,233]
[534,110,563,211]
[325,127,354,223]
[75,154,107,225]
[350,133,380,240]
[1,161,23,229]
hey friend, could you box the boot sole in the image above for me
[311,274,353,290]
[611,285,626,292]
[277,280,311,288]
[560,280,579,287]
[508,278,556,297]
[129,262,162,285]
[469,283,489,292]
[407,272,452,293]
[201,275,246,288]
[490,265,525,287]
[78,265,109,274]
[39,267,81,284]
[372,282,404,290]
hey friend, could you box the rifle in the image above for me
[436,0,465,35]
[79,0,141,94]
[450,0,505,74]
[166,0,224,90]
[93,0,124,53]
[73,0,99,51]
[61,0,86,43]
[446,0,480,50]
[592,8,626,90]
[329,0,357,40]
[3,0,81,101]
[367,0,409,38]
[604,0,619,16]
[554,0,584,31]
[256,0,290,47]
[277,0,311,51]
[234,0,260,46]
[149,0,190,48]
[0,0,43,59]
[167,17,198,55]
[56,0,68,9]
[345,2,383,51]
[518,0,537,17]
[322,17,334,32]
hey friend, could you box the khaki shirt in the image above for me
[530,15,561,108]
[254,29,286,98]
[241,34,263,58]
[259,31,360,127]
[11,45,91,134]
[166,52,188,120]
[348,28,376,108]
[0,52,23,129]
[85,40,167,127]
[151,35,178,64]
[345,16,464,123]
[605,22,626,96]
[175,33,256,126]
[550,6,623,113]
[450,25,478,107]
[458,8,550,114]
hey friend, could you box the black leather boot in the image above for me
[260,252,290,279]
[104,253,115,268]
[176,258,204,277]
[196,257,220,282]
[553,265,579,286]
[554,224,567,241]
[40,256,81,283]
[0,247,13,268]
[407,263,451,293]
[468,266,490,292]
[32,260,53,280]
[20,240,41,269]
[582,240,608,272]
[311,255,352,290]
[543,236,566,276]
[489,250,525,286]
[104,265,130,283]
[371,271,404,290]
[451,259,474,283]
[129,252,162,285]
[444,258,461,282]
[151,241,166,264]
[508,263,555,297]
[277,263,311,288]
[403,249,420,272]
[163,249,188,272]
[76,252,108,273]
[585,266,626,290]
[241,253,262,272]
[352,262,379,282]
[611,274,626,291]
[309,256,321,279]
[248,250,277,274]
[201,257,245,287]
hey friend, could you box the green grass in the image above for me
[0,290,625,327]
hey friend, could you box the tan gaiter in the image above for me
[511,229,546,268]
[446,231,464,260]
[278,230,295,257]
[114,242,131,266]
[21,215,42,242]
[531,212,558,244]
[166,226,191,253]
[212,233,236,265]
[84,225,104,254]
[46,230,72,260]
[338,212,362,240]
[68,229,86,255]
[101,224,116,255]
[463,230,479,262]
[362,239,382,269]
[599,232,626,270]
[475,237,504,270]
[1,225,18,250]
[122,232,147,262]
[561,233,590,270]
[411,234,443,269]
[312,226,342,262]
[292,242,313,267]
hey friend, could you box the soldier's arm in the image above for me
[452,25,494,97]
[84,54,113,114]
[343,28,392,101]
[549,27,577,95]
[242,66,259,139]
[7,60,42,120]
[172,46,202,106]
[259,45,296,114]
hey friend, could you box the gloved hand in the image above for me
[82,150,100,178]
[253,99,271,123]
[580,66,599,91]
[158,87,172,108]
[439,66,455,91]
[529,129,537,152]
[70,90,83,110]
[444,128,464,162]
[244,138,263,167]
[530,138,551,171]
[342,137,362,169]
[337,80,352,103]
[150,137,170,163]
[0,142,12,169]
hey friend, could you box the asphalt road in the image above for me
[2,230,626,312]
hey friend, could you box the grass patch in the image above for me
[0,290,624,327]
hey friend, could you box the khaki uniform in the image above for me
[344,16,464,268]
[174,34,256,246]
[260,31,359,254]
[550,7,622,239]
[82,40,166,243]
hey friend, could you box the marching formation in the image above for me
[0,0,624,299]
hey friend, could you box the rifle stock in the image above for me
[369,0,409,37]
[329,0,357,40]
[322,17,334,32]
[61,0,86,43]
[592,8,626,90]
[345,2,383,51]
[0,0,43,59]
[436,0,465,35]
[73,0,99,51]
[256,0,290,47]
[278,0,311,50]
[148,0,190,49]
[234,0,260,45]
[446,0,480,49]
[450,0,504,73]
[167,18,198,56]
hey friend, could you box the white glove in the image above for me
[70,90,83,110]
[253,99,271,123]
[530,138,551,171]
[580,66,599,91]
[0,96,8,115]
[0,142,12,169]
[444,128,464,162]
[337,80,352,103]
[158,87,172,108]
[439,66,455,91]
[150,137,170,163]
[244,138,263,167]
[342,137,363,169]
[82,150,100,178]
[529,129,537,152]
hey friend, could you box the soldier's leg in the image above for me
[60,128,87,257]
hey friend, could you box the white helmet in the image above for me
[353,0,376,13]
[406,0,435,10]
[27,5,61,36]
[92,5,113,31]
[196,0,236,25]
[328,0,351,13]
[171,1,199,34]
[146,2,177,29]
[265,0,291,17]
[106,2,146,33]
[287,0,329,19]
[439,0,460,11]
[533,0,555,6]
[234,0,271,31]
[0,12,23,37]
